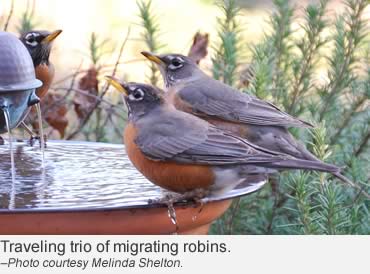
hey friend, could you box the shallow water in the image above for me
[0,141,266,211]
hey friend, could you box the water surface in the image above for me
[0,140,266,211]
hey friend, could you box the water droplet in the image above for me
[166,203,179,231]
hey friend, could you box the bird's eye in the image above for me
[25,33,38,47]
[168,57,184,70]
[128,88,145,101]
[172,59,182,67]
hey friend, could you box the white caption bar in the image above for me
[0,236,368,274]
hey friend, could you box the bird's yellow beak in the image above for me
[141,51,164,65]
[42,29,63,43]
[104,76,128,96]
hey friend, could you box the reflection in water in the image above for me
[0,141,267,211]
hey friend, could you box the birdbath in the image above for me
[0,140,267,234]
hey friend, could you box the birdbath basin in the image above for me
[0,140,267,234]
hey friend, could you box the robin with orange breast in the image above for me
[105,77,352,197]
[20,30,62,99]
[19,29,62,143]
[141,52,323,163]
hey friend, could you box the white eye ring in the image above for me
[25,33,39,47]
[128,88,145,101]
[168,57,184,70]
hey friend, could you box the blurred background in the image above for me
[0,0,351,83]
[0,0,367,142]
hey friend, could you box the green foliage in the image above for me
[288,0,328,115]
[317,0,368,123]
[17,0,38,33]
[137,0,162,86]
[211,0,370,235]
[269,0,294,104]
[212,0,242,86]
[88,33,111,66]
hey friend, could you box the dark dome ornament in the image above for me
[0,31,42,133]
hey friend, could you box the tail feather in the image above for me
[332,172,354,187]
[263,158,370,198]
[331,173,369,199]
[266,158,339,173]
[298,118,314,128]
[265,158,354,186]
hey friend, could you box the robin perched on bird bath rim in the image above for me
[105,77,353,204]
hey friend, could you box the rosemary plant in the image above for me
[212,0,242,86]
[211,0,369,235]
[137,0,162,86]
[17,0,38,33]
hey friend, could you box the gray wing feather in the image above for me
[179,78,313,128]
[135,109,285,165]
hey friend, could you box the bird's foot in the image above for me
[148,188,209,206]
[28,134,47,148]
[148,189,209,233]
[0,136,4,145]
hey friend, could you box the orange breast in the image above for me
[35,63,55,99]
[124,123,214,193]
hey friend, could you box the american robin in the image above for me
[105,77,352,196]
[141,52,322,163]
[20,30,62,143]
[20,29,62,99]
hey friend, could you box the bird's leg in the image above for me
[178,188,209,214]
[148,188,209,206]
[21,122,47,148]
[21,122,37,146]
[185,188,209,214]
[21,121,34,136]
[148,189,209,233]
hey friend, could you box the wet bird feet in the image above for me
[28,134,47,148]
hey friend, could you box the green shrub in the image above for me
[210,0,369,235]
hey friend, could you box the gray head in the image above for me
[20,30,62,67]
[105,76,165,120]
[141,52,202,88]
